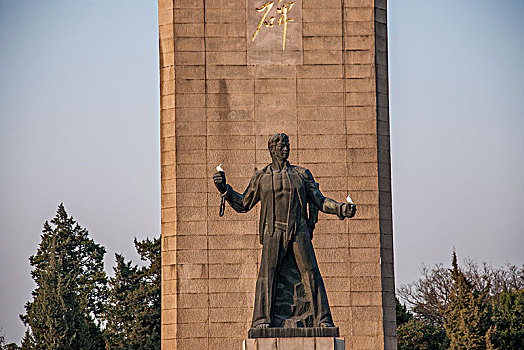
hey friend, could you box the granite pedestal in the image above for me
[248,327,339,338]
[243,337,345,350]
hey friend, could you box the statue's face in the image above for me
[271,138,290,161]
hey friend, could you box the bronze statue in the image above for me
[213,133,357,330]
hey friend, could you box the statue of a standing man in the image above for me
[213,133,357,329]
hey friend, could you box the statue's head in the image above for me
[268,133,290,162]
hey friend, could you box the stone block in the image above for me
[324,277,351,291]
[243,337,345,350]
[206,22,245,37]
[178,293,208,308]
[350,335,383,350]
[303,8,341,23]
[175,65,205,79]
[207,37,247,51]
[208,235,258,250]
[350,233,380,248]
[303,22,342,37]
[344,49,374,65]
[256,93,296,108]
[175,37,204,51]
[207,65,253,79]
[208,249,258,264]
[176,249,207,264]
[298,79,343,93]
[303,0,341,8]
[177,338,207,350]
[210,307,252,323]
[298,120,346,135]
[161,95,175,109]
[177,308,209,323]
[345,64,372,78]
[174,107,205,122]
[173,0,202,8]
[206,0,244,9]
[158,0,173,11]
[345,78,374,92]
[205,8,245,23]
[208,263,258,279]
[160,51,174,67]
[210,322,249,337]
[255,120,297,136]
[343,0,373,8]
[345,8,373,21]
[351,291,382,306]
[159,38,174,54]
[345,92,375,107]
[297,107,344,121]
[344,35,373,50]
[316,248,350,263]
[174,9,203,23]
[255,79,296,93]
[304,36,342,51]
[298,64,343,78]
[207,79,254,93]
[209,292,255,308]
[177,263,208,280]
[174,23,204,37]
[159,24,174,39]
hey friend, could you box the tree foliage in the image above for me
[103,237,161,350]
[398,256,524,325]
[396,297,448,350]
[398,251,524,350]
[16,204,161,349]
[20,204,107,350]
[443,251,492,350]
[396,297,413,326]
[397,318,448,350]
[487,288,524,350]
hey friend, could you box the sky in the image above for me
[1,0,523,344]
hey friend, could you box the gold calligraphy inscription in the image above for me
[251,0,295,51]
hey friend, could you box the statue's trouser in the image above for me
[251,229,334,327]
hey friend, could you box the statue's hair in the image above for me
[268,133,289,154]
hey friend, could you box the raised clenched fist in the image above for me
[213,171,227,194]
[344,203,357,218]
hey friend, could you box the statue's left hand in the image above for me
[344,203,357,218]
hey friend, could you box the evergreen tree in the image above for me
[397,318,448,350]
[20,204,106,350]
[398,260,523,325]
[396,297,413,326]
[396,297,448,350]
[486,288,524,350]
[443,251,491,350]
[103,237,160,350]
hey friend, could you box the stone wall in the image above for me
[159,0,395,348]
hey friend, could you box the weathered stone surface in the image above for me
[159,0,395,348]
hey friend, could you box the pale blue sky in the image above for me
[1,0,523,344]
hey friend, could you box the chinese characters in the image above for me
[251,0,295,51]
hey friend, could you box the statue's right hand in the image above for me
[213,171,227,194]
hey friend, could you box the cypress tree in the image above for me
[486,288,524,350]
[103,237,160,350]
[20,204,106,350]
[443,251,491,350]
